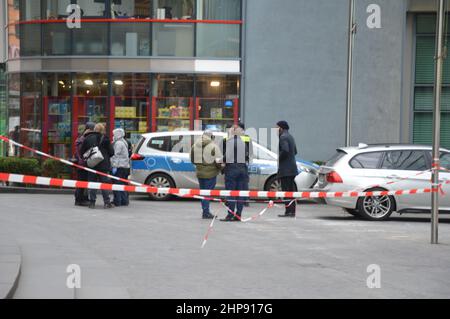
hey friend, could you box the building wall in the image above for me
[243,0,411,161]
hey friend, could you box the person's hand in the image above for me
[112,167,118,175]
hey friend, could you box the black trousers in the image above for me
[280,176,296,215]
[74,169,88,203]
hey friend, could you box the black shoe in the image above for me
[88,202,95,209]
[202,213,215,219]
[220,216,235,222]
[278,214,295,218]
[104,203,114,209]
[75,201,89,207]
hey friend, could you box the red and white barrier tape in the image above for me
[0,173,438,199]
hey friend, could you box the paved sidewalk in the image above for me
[1,193,450,298]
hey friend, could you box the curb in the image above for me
[0,238,22,299]
[0,186,73,195]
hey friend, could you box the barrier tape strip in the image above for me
[0,172,438,199]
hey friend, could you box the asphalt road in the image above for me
[1,193,450,299]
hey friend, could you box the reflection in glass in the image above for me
[111,0,151,18]
[73,23,108,55]
[20,24,41,56]
[152,74,194,132]
[153,0,194,19]
[43,23,71,55]
[196,23,240,58]
[111,23,151,56]
[20,73,42,155]
[197,0,241,20]
[43,73,72,159]
[75,0,106,17]
[19,0,41,20]
[152,23,194,56]
[112,74,150,143]
[43,0,71,19]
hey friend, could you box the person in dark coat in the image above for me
[74,122,95,206]
[276,121,299,217]
[80,123,114,209]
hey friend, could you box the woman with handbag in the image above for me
[80,123,115,209]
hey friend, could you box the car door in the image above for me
[167,134,198,189]
[380,150,431,210]
[437,152,450,210]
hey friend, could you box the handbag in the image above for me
[83,136,105,168]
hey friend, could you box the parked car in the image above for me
[314,144,450,220]
[130,131,319,200]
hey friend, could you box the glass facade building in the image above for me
[5,0,241,157]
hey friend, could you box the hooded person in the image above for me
[190,130,222,219]
[111,128,131,207]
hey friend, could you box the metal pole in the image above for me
[345,0,356,147]
[431,0,445,244]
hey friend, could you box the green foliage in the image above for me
[0,157,42,175]
[41,159,69,178]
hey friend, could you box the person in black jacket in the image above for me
[80,123,114,209]
[276,121,299,217]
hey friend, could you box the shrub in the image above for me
[0,157,42,175]
[41,159,70,178]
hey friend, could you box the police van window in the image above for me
[147,136,170,152]
[171,135,196,153]
[255,145,276,160]
[349,152,382,169]
[440,152,450,170]
[381,151,428,171]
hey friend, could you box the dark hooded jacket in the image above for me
[80,131,114,172]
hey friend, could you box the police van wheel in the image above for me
[146,173,175,201]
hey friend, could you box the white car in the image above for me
[130,131,319,200]
[314,144,450,220]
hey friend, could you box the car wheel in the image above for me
[265,176,282,192]
[344,208,361,218]
[145,173,175,201]
[357,188,395,221]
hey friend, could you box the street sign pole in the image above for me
[345,0,356,147]
[431,0,445,244]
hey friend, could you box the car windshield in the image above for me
[254,145,277,160]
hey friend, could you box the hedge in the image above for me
[0,157,42,176]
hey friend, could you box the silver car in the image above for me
[130,131,319,200]
[314,144,450,220]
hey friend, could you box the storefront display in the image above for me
[152,97,193,132]
[43,97,71,159]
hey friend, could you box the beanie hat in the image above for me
[277,121,290,130]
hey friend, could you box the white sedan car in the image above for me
[314,144,450,220]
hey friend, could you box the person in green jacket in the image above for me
[190,130,222,219]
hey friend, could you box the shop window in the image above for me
[43,0,72,19]
[20,24,42,56]
[152,74,194,132]
[153,0,194,19]
[111,23,151,56]
[0,66,7,156]
[111,0,151,18]
[112,74,150,145]
[196,23,240,58]
[19,0,41,20]
[42,74,72,159]
[73,73,110,140]
[20,73,42,156]
[73,23,108,55]
[195,75,239,131]
[197,0,241,20]
[75,0,107,17]
[152,23,194,56]
[43,23,71,55]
